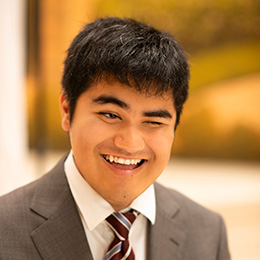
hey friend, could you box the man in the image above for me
[0,17,230,259]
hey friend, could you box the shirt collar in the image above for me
[64,150,156,231]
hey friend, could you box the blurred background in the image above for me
[0,0,259,259]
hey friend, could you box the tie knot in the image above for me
[106,209,139,240]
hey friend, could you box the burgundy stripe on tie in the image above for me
[105,209,139,260]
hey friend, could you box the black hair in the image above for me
[62,17,189,129]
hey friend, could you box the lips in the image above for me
[102,154,145,170]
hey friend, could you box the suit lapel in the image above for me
[30,157,93,260]
[147,183,187,260]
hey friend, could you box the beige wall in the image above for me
[0,0,28,195]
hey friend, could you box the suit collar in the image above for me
[30,156,93,260]
[147,182,187,260]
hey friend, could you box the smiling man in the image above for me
[61,81,176,213]
[0,17,230,260]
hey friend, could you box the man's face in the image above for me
[60,80,176,211]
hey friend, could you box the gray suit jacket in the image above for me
[0,156,230,260]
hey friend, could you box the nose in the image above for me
[113,124,145,154]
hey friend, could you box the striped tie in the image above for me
[105,209,139,260]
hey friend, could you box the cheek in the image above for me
[70,119,114,151]
[153,132,174,169]
[143,133,174,184]
[150,130,174,156]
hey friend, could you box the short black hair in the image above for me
[62,17,189,129]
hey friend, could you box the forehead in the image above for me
[86,79,174,106]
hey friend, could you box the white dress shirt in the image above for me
[64,151,156,260]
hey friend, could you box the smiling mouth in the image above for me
[102,154,145,169]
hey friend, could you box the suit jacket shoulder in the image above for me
[147,182,230,260]
[0,156,92,260]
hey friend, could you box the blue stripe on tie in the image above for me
[113,212,131,229]
[105,243,121,260]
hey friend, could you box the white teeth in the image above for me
[125,159,131,165]
[118,158,124,164]
[104,155,142,165]
[109,155,113,162]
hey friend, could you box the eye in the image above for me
[144,121,164,127]
[104,113,118,119]
[98,112,121,121]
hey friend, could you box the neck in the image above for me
[112,204,130,212]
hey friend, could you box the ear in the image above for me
[60,91,70,131]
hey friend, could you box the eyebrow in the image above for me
[92,95,129,109]
[143,110,172,119]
